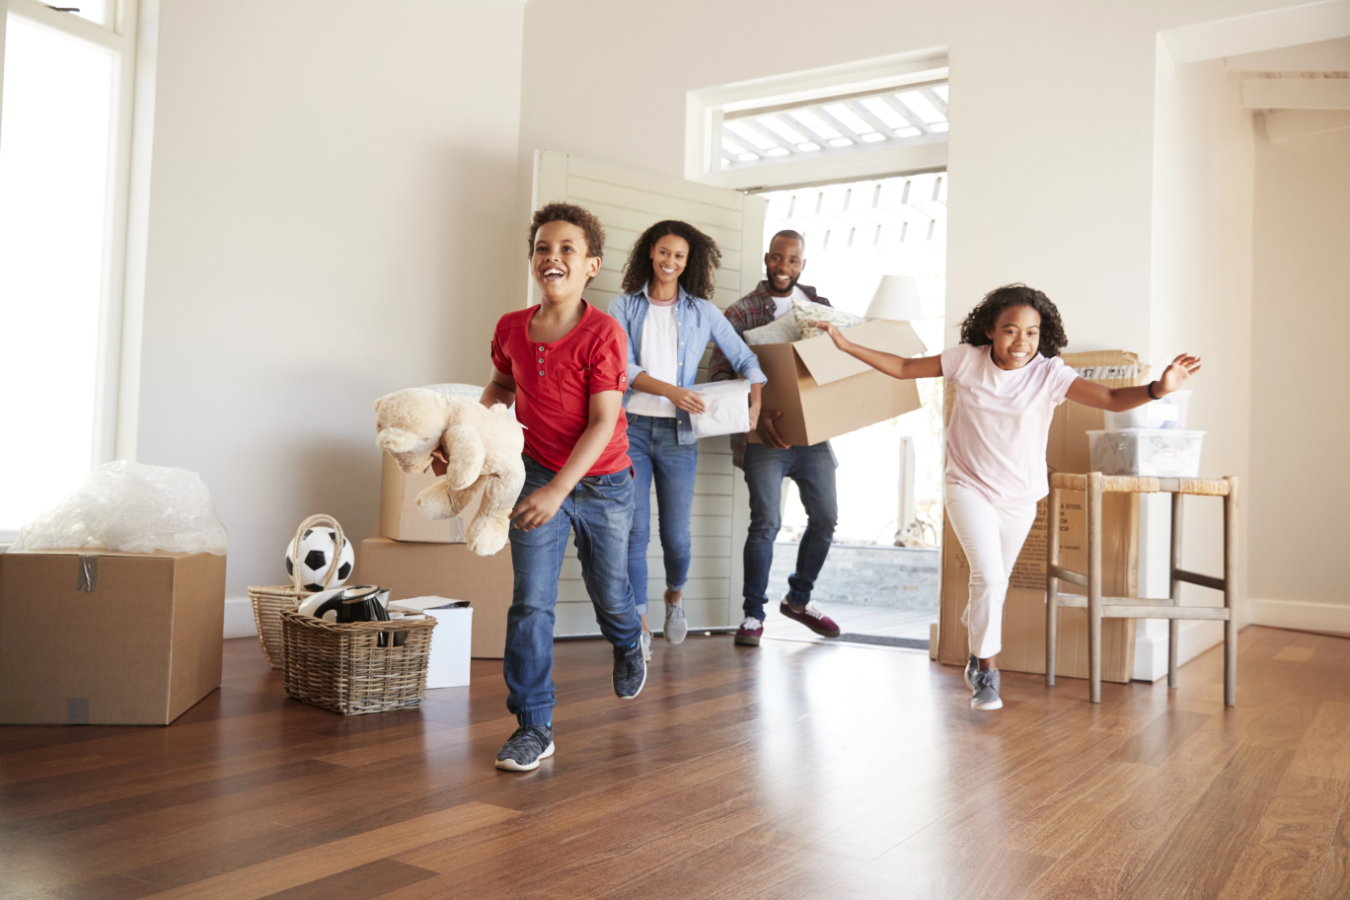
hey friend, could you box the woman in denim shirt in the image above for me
[609,221,767,659]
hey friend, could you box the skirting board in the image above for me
[1247,597,1350,636]
[224,596,258,639]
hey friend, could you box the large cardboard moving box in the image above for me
[379,451,481,543]
[0,550,227,724]
[939,351,1146,683]
[358,537,511,658]
[750,320,926,446]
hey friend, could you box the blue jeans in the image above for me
[741,442,838,620]
[626,414,698,616]
[504,455,640,726]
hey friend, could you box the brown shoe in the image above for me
[779,598,841,638]
[734,617,764,646]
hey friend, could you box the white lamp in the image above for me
[866,275,928,322]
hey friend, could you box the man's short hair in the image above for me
[769,229,806,253]
[528,202,606,259]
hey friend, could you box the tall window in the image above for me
[0,0,139,539]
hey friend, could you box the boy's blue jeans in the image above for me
[625,414,698,616]
[504,455,640,726]
[741,442,838,621]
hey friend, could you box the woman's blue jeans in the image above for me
[504,455,639,726]
[626,414,698,616]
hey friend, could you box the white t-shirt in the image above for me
[770,285,808,320]
[626,303,679,418]
[941,343,1080,506]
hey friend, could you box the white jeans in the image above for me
[944,482,1039,659]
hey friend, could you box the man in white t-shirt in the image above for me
[708,231,842,646]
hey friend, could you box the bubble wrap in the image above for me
[10,460,229,555]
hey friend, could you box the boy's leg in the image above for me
[503,458,573,727]
[784,442,839,607]
[741,443,791,622]
[571,470,642,648]
[626,417,655,620]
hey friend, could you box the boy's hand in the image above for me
[510,484,566,531]
[426,448,448,477]
[747,398,761,433]
[813,321,851,351]
[756,410,791,449]
[668,387,708,414]
[1159,353,1202,394]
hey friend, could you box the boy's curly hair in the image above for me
[957,283,1069,358]
[620,220,722,301]
[528,202,606,262]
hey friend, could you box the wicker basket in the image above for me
[249,514,350,669]
[280,609,435,715]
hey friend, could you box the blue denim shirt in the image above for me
[608,284,768,445]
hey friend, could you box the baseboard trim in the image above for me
[223,596,257,639]
[1247,598,1350,635]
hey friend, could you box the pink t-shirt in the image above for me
[941,343,1079,506]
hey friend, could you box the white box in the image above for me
[389,596,472,688]
[1087,429,1206,477]
[1103,389,1192,430]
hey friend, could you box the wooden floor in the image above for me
[2,625,1348,900]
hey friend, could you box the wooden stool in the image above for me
[1045,472,1239,705]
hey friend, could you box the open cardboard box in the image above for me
[938,350,1147,683]
[749,319,927,446]
[0,549,226,724]
[379,451,481,543]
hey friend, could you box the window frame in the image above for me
[0,0,146,543]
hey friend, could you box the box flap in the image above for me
[1061,349,1147,381]
[791,320,927,387]
[389,595,470,613]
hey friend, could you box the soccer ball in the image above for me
[285,527,354,592]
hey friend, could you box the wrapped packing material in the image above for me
[11,460,228,555]
[689,381,751,439]
[1087,429,1206,478]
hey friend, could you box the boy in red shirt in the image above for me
[483,203,644,771]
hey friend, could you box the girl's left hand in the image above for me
[1159,353,1202,394]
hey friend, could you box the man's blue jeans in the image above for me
[504,455,640,726]
[626,414,698,616]
[741,441,838,621]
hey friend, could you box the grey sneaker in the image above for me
[664,600,688,645]
[495,724,554,772]
[613,642,647,700]
[640,629,653,662]
[970,666,1003,710]
[965,655,978,690]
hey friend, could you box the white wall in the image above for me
[133,1,525,629]
[1247,124,1350,627]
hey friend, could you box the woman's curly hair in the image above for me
[957,283,1069,358]
[620,220,722,301]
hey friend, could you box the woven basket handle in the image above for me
[289,514,347,593]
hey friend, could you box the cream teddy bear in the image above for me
[373,388,525,556]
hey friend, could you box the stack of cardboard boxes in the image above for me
[360,452,513,659]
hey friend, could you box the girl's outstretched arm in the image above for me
[813,321,943,380]
[1066,353,1201,411]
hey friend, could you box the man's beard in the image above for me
[766,271,799,296]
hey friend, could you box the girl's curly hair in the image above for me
[957,283,1069,358]
[620,220,722,301]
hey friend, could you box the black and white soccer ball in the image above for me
[285,528,354,592]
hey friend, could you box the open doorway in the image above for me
[755,172,948,648]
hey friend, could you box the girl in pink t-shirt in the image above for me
[815,284,1200,711]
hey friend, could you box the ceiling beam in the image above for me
[1242,78,1350,109]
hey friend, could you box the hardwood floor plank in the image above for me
[1319,799,1350,900]
[1290,701,1350,782]
[254,859,436,900]
[1213,772,1347,900]
[1003,760,1156,858]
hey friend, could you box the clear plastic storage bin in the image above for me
[1102,389,1192,430]
[1087,429,1206,478]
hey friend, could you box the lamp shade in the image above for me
[866,275,927,321]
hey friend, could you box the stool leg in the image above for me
[1169,492,1184,690]
[1088,473,1103,704]
[1224,477,1240,707]
[1046,490,1060,686]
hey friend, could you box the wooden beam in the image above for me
[1242,78,1350,110]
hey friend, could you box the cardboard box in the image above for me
[749,320,926,447]
[939,351,1147,683]
[388,598,472,688]
[358,537,511,658]
[0,550,227,725]
[379,451,481,543]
